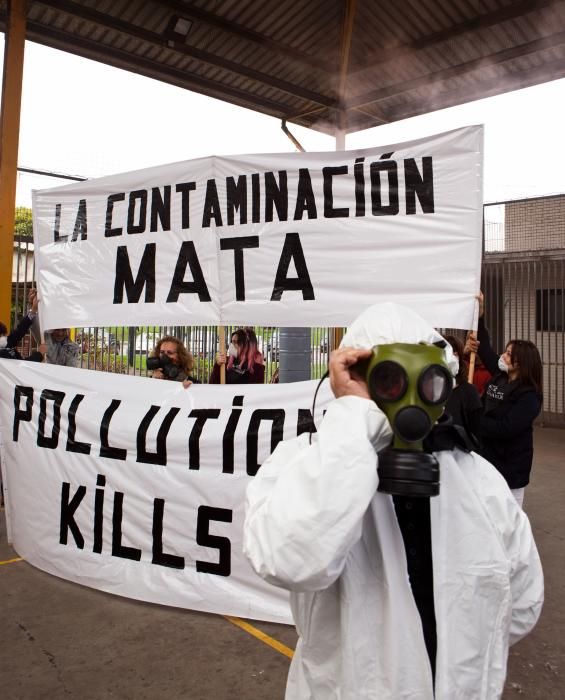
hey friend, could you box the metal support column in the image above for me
[0,0,27,327]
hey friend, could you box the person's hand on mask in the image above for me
[152,368,165,379]
[329,347,372,400]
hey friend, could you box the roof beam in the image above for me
[336,0,357,131]
[22,19,296,119]
[347,28,565,110]
[35,0,337,109]
[156,0,335,74]
[350,0,561,74]
[378,54,565,124]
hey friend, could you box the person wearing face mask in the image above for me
[243,302,543,699]
[209,327,265,384]
[148,336,197,388]
[443,334,482,445]
[467,293,543,507]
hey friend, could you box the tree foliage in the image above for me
[15,207,33,238]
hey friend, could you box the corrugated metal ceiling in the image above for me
[1,0,565,134]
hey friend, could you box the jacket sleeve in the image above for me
[7,313,34,348]
[243,396,392,592]
[480,391,541,438]
[477,317,500,376]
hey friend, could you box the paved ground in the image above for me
[1,426,563,699]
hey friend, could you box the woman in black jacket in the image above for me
[469,293,543,507]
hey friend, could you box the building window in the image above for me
[536,289,565,332]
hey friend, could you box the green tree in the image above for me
[15,206,33,238]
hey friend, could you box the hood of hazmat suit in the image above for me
[244,302,543,700]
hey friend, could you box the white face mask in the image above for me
[228,342,239,359]
[498,355,509,373]
[0,336,7,349]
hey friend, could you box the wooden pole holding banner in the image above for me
[0,0,26,328]
[468,335,477,384]
[218,326,226,384]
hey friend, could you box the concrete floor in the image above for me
[1,426,563,700]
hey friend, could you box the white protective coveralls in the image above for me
[243,303,543,700]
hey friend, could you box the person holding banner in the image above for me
[0,289,40,361]
[244,302,543,700]
[468,293,543,508]
[209,328,265,385]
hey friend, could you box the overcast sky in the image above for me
[3,38,565,207]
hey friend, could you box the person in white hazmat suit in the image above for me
[243,302,543,700]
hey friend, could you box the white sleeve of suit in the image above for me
[243,395,392,592]
[474,456,544,645]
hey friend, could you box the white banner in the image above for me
[0,360,333,623]
[32,126,483,330]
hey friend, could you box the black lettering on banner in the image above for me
[246,409,285,476]
[297,408,317,437]
[105,193,126,237]
[127,190,148,234]
[66,394,91,454]
[188,409,221,470]
[196,506,232,577]
[136,406,181,466]
[293,168,317,221]
[226,175,247,225]
[112,491,142,561]
[99,399,127,460]
[175,182,196,229]
[93,474,105,554]
[223,395,244,473]
[371,156,399,216]
[251,173,261,223]
[71,199,87,241]
[354,157,365,217]
[202,179,223,227]
[60,481,86,548]
[113,243,156,304]
[265,171,288,222]
[37,389,65,449]
[220,236,260,301]
[323,165,349,218]
[271,232,315,301]
[150,186,171,232]
[404,157,435,214]
[53,203,65,242]
[166,241,212,302]
[152,498,185,569]
[13,385,33,441]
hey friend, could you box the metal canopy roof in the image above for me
[2,0,565,135]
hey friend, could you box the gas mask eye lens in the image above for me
[369,361,407,402]
[418,365,452,405]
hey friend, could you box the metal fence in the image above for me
[9,199,565,423]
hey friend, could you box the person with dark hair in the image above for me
[149,336,197,387]
[209,327,265,384]
[443,334,482,444]
[468,293,543,507]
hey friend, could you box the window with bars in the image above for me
[536,289,565,332]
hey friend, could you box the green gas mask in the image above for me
[356,342,453,497]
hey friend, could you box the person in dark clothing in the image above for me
[468,293,543,507]
[209,327,265,384]
[444,334,482,445]
[0,290,40,361]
